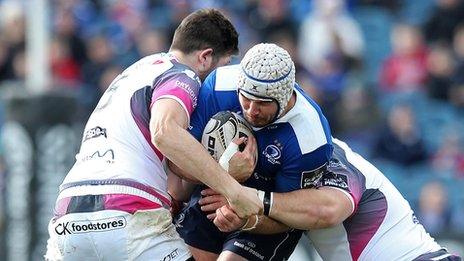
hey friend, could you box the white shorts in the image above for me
[45,208,191,261]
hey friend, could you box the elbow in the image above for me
[321,205,344,227]
[304,205,343,229]
[151,130,164,148]
[151,122,171,151]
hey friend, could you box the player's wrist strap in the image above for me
[257,190,273,216]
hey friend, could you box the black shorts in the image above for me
[174,187,302,261]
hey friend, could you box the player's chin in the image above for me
[250,119,271,128]
[245,116,267,128]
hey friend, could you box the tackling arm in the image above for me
[150,98,262,217]
[214,186,353,233]
[252,215,290,234]
[268,187,353,230]
[213,204,291,234]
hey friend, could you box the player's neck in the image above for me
[168,49,198,72]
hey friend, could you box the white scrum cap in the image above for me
[238,43,295,119]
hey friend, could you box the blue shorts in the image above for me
[174,187,302,261]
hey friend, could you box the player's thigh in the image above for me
[218,250,248,261]
[126,208,192,261]
[175,199,226,254]
[188,245,219,261]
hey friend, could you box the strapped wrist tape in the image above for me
[218,142,239,171]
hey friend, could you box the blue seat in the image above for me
[418,101,459,152]
[378,91,428,114]
[402,165,437,202]
[353,7,393,85]
[399,0,436,25]
[443,178,464,207]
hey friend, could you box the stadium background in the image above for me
[0,0,463,260]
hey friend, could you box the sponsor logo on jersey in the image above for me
[263,144,281,165]
[301,171,323,189]
[83,126,107,142]
[252,172,275,182]
[328,158,346,169]
[322,173,349,190]
[54,216,126,235]
[175,80,190,90]
[79,149,115,164]
[175,79,198,108]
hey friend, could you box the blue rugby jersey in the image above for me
[189,65,333,192]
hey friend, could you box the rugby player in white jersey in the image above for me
[205,44,461,261]
[216,138,461,260]
[45,9,262,261]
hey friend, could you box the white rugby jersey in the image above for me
[62,53,201,200]
[306,138,442,261]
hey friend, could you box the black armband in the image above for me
[263,191,273,216]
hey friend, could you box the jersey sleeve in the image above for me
[275,142,363,213]
[275,134,333,193]
[188,70,219,140]
[317,157,366,213]
[150,69,201,119]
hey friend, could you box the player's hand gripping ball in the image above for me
[201,111,255,162]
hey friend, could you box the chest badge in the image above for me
[263,144,281,165]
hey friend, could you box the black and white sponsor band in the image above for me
[54,216,126,235]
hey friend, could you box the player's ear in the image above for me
[198,48,214,71]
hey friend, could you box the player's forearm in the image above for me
[268,188,351,230]
[249,215,290,234]
[152,119,241,198]
[214,205,289,234]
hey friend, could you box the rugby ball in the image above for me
[201,111,254,161]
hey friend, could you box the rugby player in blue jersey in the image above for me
[169,43,334,260]
[206,48,461,261]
